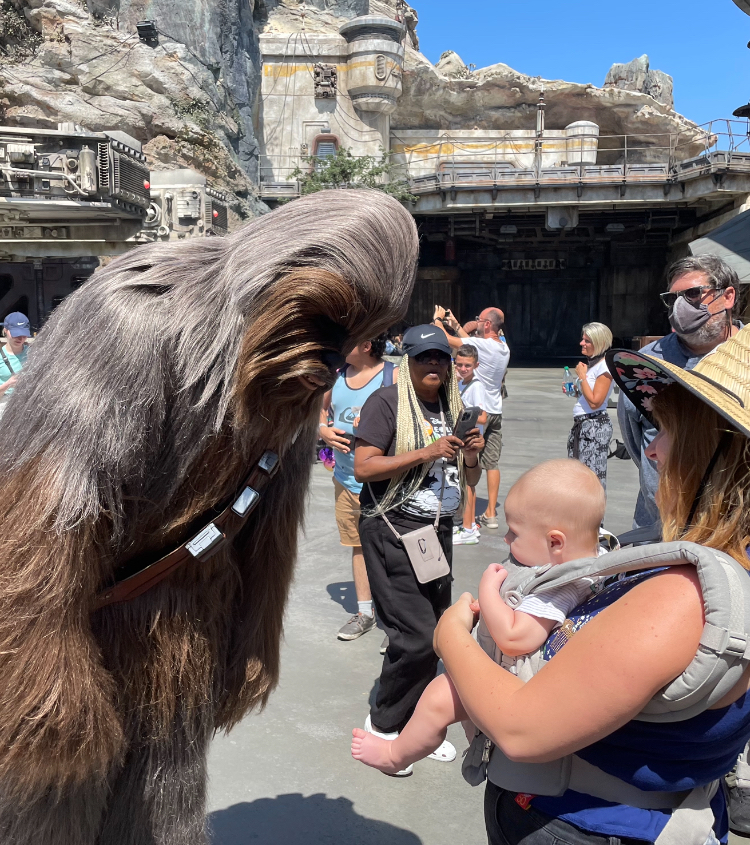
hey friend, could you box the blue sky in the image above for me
[416,0,750,126]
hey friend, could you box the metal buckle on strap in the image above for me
[258,450,279,476]
[185,523,225,560]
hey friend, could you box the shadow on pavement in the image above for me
[209,793,423,844]
[326,581,359,614]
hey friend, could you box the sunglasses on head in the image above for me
[659,285,720,310]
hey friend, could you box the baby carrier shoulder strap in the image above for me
[504,540,750,719]
[464,541,750,845]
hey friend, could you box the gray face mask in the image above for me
[669,294,725,335]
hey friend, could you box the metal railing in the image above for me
[258,119,750,198]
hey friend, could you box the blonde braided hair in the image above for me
[369,357,467,515]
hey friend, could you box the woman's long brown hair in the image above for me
[652,383,750,569]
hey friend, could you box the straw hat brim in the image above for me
[607,345,750,440]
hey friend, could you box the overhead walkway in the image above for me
[259,119,750,217]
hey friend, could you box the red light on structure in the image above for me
[143,180,150,190]
[445,237,456,262]
[213,209,219,218]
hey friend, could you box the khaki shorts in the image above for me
[334,478,362,547]
[480,413,503,471]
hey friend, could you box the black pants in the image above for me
[484,782,644,845]
[359,514,453,733]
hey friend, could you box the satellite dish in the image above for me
[733,0,750,15]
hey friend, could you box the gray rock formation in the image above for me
[435,50,471,79]
[0,0,267,221]
[0,0,704,217]
[604,55,674,110]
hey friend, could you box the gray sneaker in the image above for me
[479,512,499,530]
[338,613,376,640]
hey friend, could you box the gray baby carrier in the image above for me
[463,541,750,845]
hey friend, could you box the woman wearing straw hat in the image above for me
[434,326,750,844]
[355,325,484,775]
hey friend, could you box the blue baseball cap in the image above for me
[2,312,30,337]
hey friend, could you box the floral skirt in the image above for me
[567,412,613,490]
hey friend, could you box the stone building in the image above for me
[0,0,748,353]
[257,1,750,359]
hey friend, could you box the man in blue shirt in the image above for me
[618,254,741,532]
[0,312,30,412]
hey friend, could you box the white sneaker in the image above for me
[453,527,480,546]
[427,738,457,762]
[364,715,413,776]
[453,523,481,536]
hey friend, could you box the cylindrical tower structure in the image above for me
[565,121,600,165]
[339,15,406,114]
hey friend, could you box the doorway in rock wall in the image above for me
[463,269,598,361]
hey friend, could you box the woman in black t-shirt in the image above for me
[354,325,483,773]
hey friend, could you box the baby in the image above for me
[351,459,605,775]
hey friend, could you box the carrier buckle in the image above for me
[723,632,749,658]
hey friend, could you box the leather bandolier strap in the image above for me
[94,450,281,610]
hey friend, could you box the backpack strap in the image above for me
[382,360,395,387]
[0,346,16,376]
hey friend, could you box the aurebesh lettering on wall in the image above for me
[501,258,566,271]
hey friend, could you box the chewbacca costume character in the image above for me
[0,190,418,845]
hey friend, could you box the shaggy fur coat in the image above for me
[0,190,418,844]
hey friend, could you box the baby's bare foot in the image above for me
[351,728,402,774]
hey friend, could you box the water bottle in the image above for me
[563,366,574,397]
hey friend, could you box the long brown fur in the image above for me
[0,189,418,843]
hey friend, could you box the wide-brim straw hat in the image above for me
[606,325,750,439]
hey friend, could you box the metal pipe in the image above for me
[1,166,88,196]
[33,259,44,324]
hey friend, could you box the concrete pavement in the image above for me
[206,367,646,844]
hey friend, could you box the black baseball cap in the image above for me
[401,325,452,358]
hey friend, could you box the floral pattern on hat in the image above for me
[608,351,675,420]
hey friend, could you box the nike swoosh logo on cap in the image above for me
[420,332,435,339]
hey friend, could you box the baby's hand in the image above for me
[480,563,508,593]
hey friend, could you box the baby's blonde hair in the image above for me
[512,459,604,546]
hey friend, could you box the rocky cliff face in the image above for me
[0,0,267,221]
[0,0,706,220]
[395,50,701,154]
[260,4,703,156]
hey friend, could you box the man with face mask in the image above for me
[617,253,741,535]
